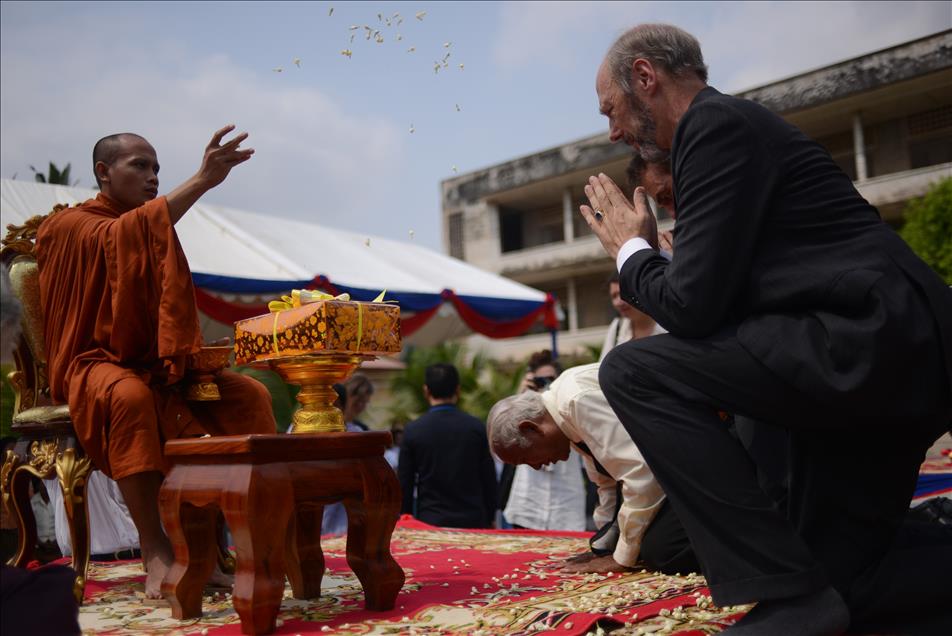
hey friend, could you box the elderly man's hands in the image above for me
[580,174,658,259]
[561,554,630,574]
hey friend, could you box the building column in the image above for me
[562,187,575,243]
[566,277,578,333]
[852,112,868,182]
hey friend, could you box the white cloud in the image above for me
[0,13,403,228]
[699,1,952,92]
[490,0,949,91]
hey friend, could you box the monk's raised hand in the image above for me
[580,174,658,259]
[199,124,255,189]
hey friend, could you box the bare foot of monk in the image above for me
[207,564,234,591]
[143,542,174,599]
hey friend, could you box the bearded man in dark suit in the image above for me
[581,23,952,636]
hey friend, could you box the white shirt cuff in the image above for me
[616,237,653,271]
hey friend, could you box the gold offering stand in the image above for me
[252,351,375,433]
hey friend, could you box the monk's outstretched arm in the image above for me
[165,124,255,224]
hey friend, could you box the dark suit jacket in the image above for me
[398,404,498,528]
[620,86,952,418]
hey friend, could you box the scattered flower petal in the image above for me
[415,10,426,20]
[341,49,352,58]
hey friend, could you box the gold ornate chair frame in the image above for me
[1,204,94,603]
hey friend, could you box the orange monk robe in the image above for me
[37,194,275,480]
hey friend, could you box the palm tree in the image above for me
[30,162,79,186]
[388,342,524,424]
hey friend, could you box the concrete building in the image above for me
[441,30,952,362]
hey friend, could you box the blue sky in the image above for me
[2,1,948,250]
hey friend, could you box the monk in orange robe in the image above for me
[36,126,277,599]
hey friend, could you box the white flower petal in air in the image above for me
[328,7,333,16]
[458,63,465,70]
[407,46,416,53]
[341,49,352,58]
[415,11,426,20]
[409,124,415,133]
[365,238,371,247]
[349,25,359,30]
[452,165,458,173]
[455,104,461,111]
[293,58,302,67]
[396,34,403,41]
[272,67,283,72]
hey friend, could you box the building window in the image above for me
[816,129,876,181]
[498,204,565,252]
[499,207,523,253]
[908,105,952,169]
[448,212,464,259]
[575,272,616,329]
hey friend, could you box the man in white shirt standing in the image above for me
[488,363,697,574]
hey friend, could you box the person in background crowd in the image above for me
[398,364,497,528]
[343,374,374,431]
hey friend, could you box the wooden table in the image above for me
[158,432,405,635]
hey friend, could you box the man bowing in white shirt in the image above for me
[487,363,697,574]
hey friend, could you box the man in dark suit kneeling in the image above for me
[582,23,952,636]
[397,364,498,529]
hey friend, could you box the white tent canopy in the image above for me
[1,179,554,346]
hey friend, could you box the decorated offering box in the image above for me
[234,299,401,365]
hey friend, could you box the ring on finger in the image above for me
[594,209,604,221]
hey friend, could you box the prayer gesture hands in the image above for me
[580,174,658,259]
[198,124,255,189]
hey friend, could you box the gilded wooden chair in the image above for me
[1,204,93,603]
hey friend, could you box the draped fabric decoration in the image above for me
[192,273,559,339]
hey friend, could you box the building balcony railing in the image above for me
[856,162,951,219]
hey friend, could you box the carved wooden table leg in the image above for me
[285,503,325,600]
[160,466,220,619]
[343,456,404,611]
[221,463,294,635]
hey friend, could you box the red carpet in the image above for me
[75,516,747,635]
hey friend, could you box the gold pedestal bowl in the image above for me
[185,345,232,401]
[258,352,373,434]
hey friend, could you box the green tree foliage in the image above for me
[388,343,524,424]
[30,161,78,186]
[899,177,952,284]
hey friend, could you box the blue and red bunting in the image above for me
[191,273,558,339]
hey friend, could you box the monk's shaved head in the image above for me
[92,133,150,187]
